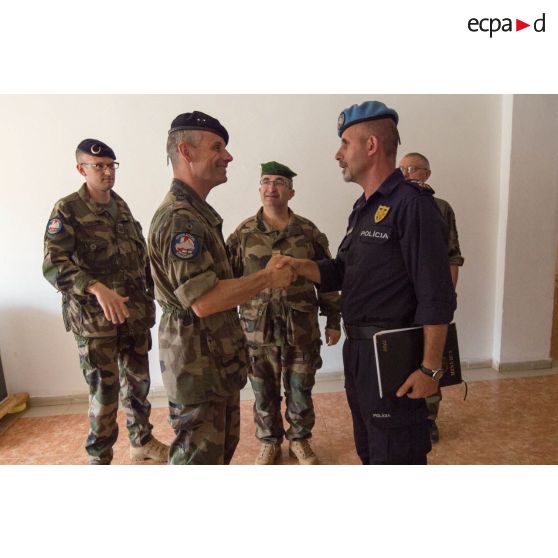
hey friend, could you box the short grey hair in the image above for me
[403,152,430,169]
[360,119,399,158]
[166,130,203,165]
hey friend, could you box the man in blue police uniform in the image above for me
[269,101,456,464]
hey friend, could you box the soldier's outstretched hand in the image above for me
[86,281,130,324]
[266,254,295,271]
[266,255,321,284]
[269,264,297,288]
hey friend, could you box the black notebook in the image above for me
[372,323,462,398]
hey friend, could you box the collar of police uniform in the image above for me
[171,178,223,227]
[378,169,404,197]
[355,169,405,210]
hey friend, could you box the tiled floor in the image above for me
[1,368,557,465]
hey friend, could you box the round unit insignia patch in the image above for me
[171,232,199,260]
[337,112,345,130]
[91,144,101,155]
[47,217,63,235]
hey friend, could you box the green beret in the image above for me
[261,161,297,179]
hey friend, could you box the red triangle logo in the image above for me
[516,19,530,31]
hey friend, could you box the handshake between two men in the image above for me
[265,255,340,348]
[265,253,443,399]
[265,254,321,287]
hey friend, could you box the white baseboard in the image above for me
[493,358,553,372]
[460,359,493,370]
[27,360,556,408]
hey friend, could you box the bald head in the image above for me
[399,152,431,182]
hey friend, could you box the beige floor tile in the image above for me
[3,370,558,465]
[65,403,90,415]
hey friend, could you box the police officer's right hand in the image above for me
[86,282,130,324]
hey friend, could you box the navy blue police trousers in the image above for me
[343,338,431,465]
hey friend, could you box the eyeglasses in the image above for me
[80,162,120,171]
[399,165,428,175]
[260,178,289,187]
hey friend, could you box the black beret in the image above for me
[168,111,229,146]
[76,138,116,159]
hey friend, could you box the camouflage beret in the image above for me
[169,111,229,146]
[337,101,399,137]
[261,161,297,179]
[76,139,116,159]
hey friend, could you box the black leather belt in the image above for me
[342,324,383,339]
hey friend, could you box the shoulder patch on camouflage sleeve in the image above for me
[171,232,200,260]
[46,216,63,236]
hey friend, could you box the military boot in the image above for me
[289,439,319,465]
[255,443,281,465]
[130,437,169,463]
[88,458,111,465]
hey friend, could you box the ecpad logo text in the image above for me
[468,13,546,37]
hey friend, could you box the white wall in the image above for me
[0,94,555,398]
[493,95,514,363]
[496,95,558,365]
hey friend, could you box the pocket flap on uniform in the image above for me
[288,299,316,313]
[240,299,267,320]
[172,214,205,237]
[79,238,108,252]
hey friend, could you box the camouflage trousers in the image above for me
[167,391,240,465]
[248,343,322,444]
[425,389,442,421]
[75,329,154,464]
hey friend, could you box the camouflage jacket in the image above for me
[413,182,465,266]
[148,179,248,406]
[226,208,341,348]
[43,184,155,337]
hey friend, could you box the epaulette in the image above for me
[292,213,316,229]
[236,215,259,233]
[57,191,81,207]
[406,179,435,195]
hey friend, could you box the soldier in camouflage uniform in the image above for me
[227,161,341,465]
[148,113,295,465]
[43,138,169,464]
[399,152,465,442]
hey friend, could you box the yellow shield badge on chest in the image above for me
[374,205,391,223]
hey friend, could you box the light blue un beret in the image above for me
[337,101,399,137]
